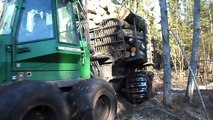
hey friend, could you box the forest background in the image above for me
[116,0,213,120]
[122,0,212,88]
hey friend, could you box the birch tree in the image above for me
[159,0,172,105]
[186,0,201,103]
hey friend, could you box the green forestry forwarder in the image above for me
[0,0,153,120]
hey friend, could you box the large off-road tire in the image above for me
[68,79,117,120]
[0,80,70,120]
[126,73,152,104]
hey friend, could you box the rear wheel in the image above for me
[0,81,69,120]
[68,79,117,120]
[126,73,152,104]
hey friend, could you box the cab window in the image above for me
[57,0,79,45]
[17,0,54,43]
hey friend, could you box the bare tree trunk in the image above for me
[186,0,201,103]
[133,0,137,13]
[209,3,213,33]
[211,44,213,81]
[180,53,184,81]
[159,0,172,106]
[178,48,181,80]
[174,50,177,73]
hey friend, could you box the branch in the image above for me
[156,107,182,120]
[185,107,207,120]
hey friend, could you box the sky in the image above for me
[141,0,161,29]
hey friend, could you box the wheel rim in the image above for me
[21,104,57,120]
[95,95,111,120]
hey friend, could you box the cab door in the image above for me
[14,0,56,62]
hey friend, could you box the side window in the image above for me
[17,0,54,43]
[0,0,16,35]
[57,0,79,45]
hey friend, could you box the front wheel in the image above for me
[68,79,117,120]
[0,81,70,120]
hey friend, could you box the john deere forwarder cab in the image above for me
[0,0,117,120]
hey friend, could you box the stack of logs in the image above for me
[84,0,147,32]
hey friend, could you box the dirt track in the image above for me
[115,68,213,120]
[116,89,213,120]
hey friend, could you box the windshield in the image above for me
[17,0,54,43]
[0,0,16,35]
[57,0,79,45]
